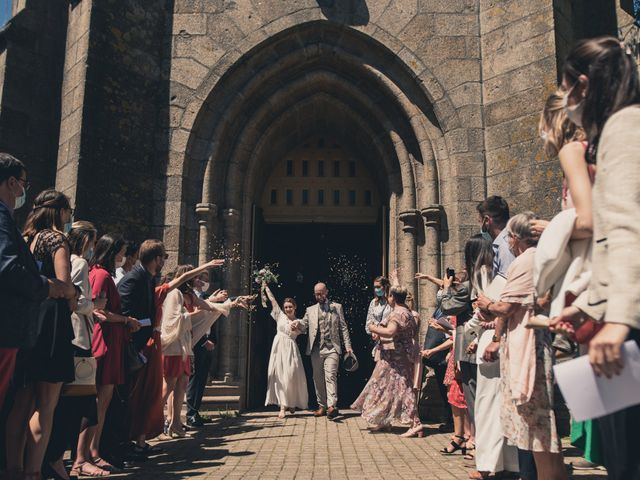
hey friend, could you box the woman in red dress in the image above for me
[88,234,141,470]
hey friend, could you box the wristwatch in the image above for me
[491,334,500,343]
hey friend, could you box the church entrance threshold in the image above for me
[246,222,383,410]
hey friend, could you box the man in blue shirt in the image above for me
[477,196,515,276]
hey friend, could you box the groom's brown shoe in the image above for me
[327,407,339,420]
[313,407,326,417]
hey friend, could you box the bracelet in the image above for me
[492,334,500,343]
[487,301,494,312]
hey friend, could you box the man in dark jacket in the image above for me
[118,239,166,351]
[0,153,72,408]
[112,239,165,461]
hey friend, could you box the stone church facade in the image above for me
[0,0,636,407]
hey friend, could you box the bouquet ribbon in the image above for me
[261,284,268,308]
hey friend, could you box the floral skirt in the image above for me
[351,355,419,426]
[501,330,561,453]
[447,378,467,409]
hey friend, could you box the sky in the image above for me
[0,3,10,27]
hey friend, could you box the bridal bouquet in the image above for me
[253,263,279,307]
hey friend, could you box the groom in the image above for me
[299,282,352,419]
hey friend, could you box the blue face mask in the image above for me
[64,222,73,234]
[374,287,385,297]
[83,248,94,261]
[480,218,493,242]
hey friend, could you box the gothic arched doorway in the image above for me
[246,135,386,409]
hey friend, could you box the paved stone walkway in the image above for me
[111,410,607,480]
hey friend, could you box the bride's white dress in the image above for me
[265,304,308,409]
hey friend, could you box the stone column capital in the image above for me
[195,202,218,223]
[398,209,421,234]
[420,204,443,229]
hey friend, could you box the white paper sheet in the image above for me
[553,340,640,422]
[137,318,152,327]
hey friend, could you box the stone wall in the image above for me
[0,0,68,224]
[479,0,560,220]
[479,0,632,222]
[56,0,172,241]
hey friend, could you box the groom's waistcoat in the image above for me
[316,304,333,350]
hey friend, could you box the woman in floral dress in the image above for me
[353,286,422,437]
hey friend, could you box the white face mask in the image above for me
[562,85,585,127]
[116,257,126,268]
[200,281,210,292]
[14,182,26,210]
[540,130,549,142]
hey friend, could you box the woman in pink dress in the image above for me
[352,286,422,437]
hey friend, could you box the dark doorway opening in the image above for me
[246,222,384,410]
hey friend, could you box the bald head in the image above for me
[314,282,328,303]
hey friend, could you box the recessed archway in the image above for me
[175,21,449,407]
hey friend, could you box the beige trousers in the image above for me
[310,346,339,409]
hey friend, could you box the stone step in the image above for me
[204,382,241,397]
[200,395,241,412]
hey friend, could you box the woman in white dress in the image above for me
[263,284,308,418]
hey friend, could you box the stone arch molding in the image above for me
[165,19,455,382]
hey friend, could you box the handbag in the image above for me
[61,355,97,396]
[62,315,97,396]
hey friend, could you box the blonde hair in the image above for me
[389,285,408,304]
[539,89,586,158]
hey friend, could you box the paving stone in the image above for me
[97,410,608,479]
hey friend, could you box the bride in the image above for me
[263,284,308,418]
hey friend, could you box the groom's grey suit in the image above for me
[300,301,351,409]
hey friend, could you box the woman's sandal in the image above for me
[71,462,110,477]
[463,443,476,461]
[441,435,467,455]
[91,458,120,473]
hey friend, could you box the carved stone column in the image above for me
[420,204,443,312]
[219,208,242,382]
[397,209,420,295]
[195,203,218,265]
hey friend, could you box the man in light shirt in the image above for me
[477,196,515,276]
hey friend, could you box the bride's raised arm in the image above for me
[263,283,281,318]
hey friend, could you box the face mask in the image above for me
[64,222,73,233]
[201,281,210,292]
[83,248,94,260]
[480,219,493,242]
[14,183,26,210]
[374,287,385,297]
[562,85,585,127]
[116,257,126,268]
[540,130,548,142]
